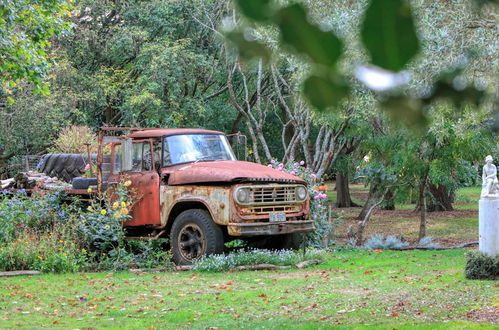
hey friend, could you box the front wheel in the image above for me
[170,209,223,265]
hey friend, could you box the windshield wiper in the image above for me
[193,156,216,164]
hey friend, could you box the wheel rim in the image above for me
[177,223,206,262]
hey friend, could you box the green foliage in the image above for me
[303,74,349,111]
[78,180,133,253]
[0,191,65,243]
[465,251,499,280]
[50,125,97,154]
[192,248,327,272]
[0,181,172,272]
[225,30,270,63]
[232,0,494,126]
[0,231,84,273]
[0,0,70,93]
[361,0,420,72]
[274,4,343,68]
[235,0,273,22]
[364,234,409,250]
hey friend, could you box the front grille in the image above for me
[234,184,306,206]
[251,186,296,204]
[239,205,301,216]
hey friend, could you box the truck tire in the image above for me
[170,209,223,265]
[38,154,87,182]
[37,154,112,183]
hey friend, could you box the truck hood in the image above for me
[164,160,305,185]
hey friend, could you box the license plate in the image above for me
[269,212,286,222]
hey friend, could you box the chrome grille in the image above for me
[251,186,296,204]
[234,184,306,206]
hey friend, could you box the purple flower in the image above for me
[267,164,273,168]
[300,160,305,165]
[271,159,276,164]
[278,163,284,168]
[311,174,316,179]
[289,170,296,175]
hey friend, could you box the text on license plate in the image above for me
[269,212,286,222]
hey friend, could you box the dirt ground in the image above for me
[329,185,479,246]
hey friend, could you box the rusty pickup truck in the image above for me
[70,127,313,264]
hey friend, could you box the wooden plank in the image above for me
[0,270,41,277]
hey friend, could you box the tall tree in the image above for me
[0,0,70,96]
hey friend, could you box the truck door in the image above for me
[109,139,160,226]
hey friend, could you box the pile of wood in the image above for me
[0,171,71,190]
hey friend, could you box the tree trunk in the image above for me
[336,170,359,208]
[381,190,395,210]
[357,184,378,220]
[418,183,427,240]
[355,187,388,246]
[427,184,454,211]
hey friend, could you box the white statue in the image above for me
[481,155,499,198]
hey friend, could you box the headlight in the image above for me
[235,187,250,204]
[296,186,307,201]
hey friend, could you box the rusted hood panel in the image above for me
[164,161,305,185]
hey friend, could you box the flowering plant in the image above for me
[268,158,332,248]
[78,178,134,252]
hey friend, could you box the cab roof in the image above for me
[125,128,224,139]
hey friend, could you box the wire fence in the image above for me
[4,155,43,177]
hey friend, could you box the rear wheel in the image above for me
[170,209,223,265]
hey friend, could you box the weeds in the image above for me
[192,248,328,272]
[465,251,499,280]
[364,234,409,250]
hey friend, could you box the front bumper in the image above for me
[227,220,314,236]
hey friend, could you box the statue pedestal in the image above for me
[479,199,499,256]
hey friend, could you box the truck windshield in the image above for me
[163,134,236,166]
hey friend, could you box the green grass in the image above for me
[1,250,497,329]
[327,183,368,206]
[391,186,480,211]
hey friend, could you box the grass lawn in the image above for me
[1,250,497,329]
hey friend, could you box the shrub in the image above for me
[364,234,409,250]
[192,248,328,272]
[125,239,173,269]
[77,180,133,253]
[268,159,335,248]
[0,230,85,273]
[0,180,172,273]
[50,125,97,154]
[0,191,65,243]
[465,251,499,280]
[418,236,441,249]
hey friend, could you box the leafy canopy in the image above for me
[0,0,71,97]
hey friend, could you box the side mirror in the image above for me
[121,138,133,171]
